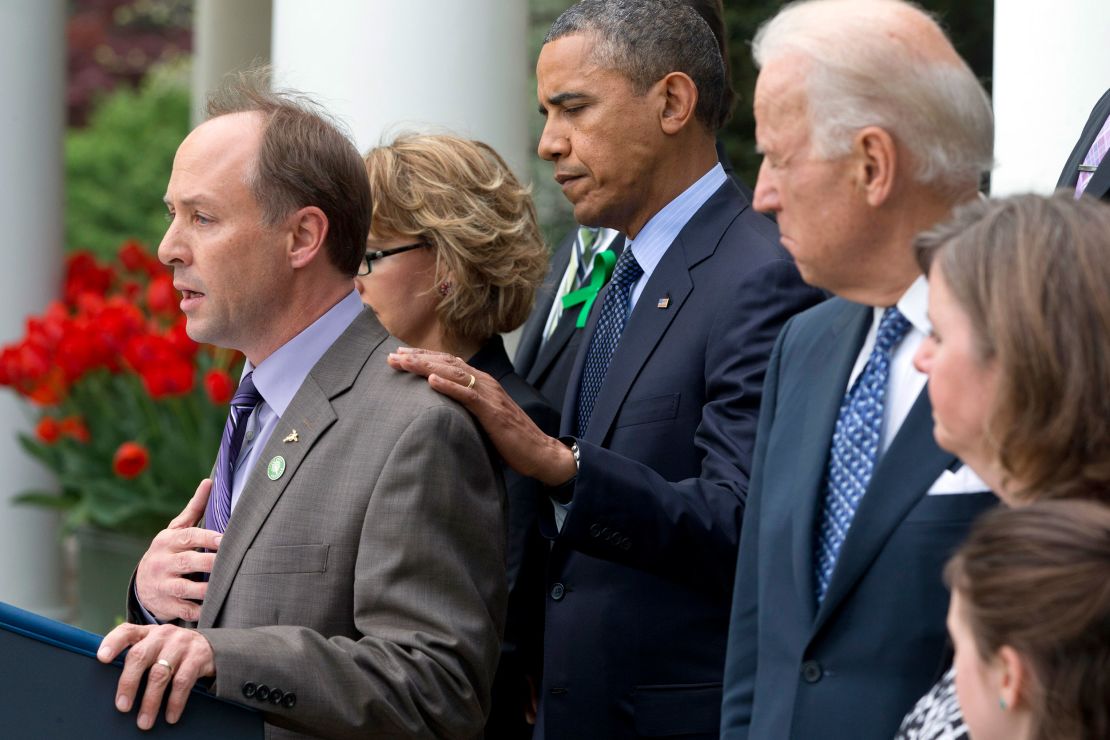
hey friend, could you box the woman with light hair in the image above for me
[896,192,1110,738]
[356,132,554,737]
[943,500,1110,740]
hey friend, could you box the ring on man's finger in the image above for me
[466,374,477,390]
[156,658,175,675]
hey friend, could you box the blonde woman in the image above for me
[357,133,553,736]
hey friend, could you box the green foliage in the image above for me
[15,366,230,539]
[65,63,191,258]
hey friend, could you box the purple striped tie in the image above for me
[1076,115,1110,198]
[205,372,263,533]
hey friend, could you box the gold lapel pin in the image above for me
[656,296,670,309]
[283,430,299,443]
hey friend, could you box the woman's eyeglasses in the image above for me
[357,242,429,276]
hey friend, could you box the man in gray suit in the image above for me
[97,75,506,739]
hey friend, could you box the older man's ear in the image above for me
[854,126,899,207]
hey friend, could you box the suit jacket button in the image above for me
[801,660,823,683]
[550,582,566,601]
[620,537,632,551]
[282,692,297,709]
[256,684,271,701]
[589,523,601,538]
[268,688,284,705]
[242,682,257,699]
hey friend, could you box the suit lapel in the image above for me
[788,301,872,621]
[199,311,386,628]
[1059,90,1110,189]
[516,234,573,375]
[580,248,692,442]
[1084,154,1110,200]
[811,386,956,634]
[573,184,739,443]
[527,236,626,387]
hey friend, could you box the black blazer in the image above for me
[515,139,748,414]
[720,298,995,740]
[535,179,823,740]
[1057,86,1110,200]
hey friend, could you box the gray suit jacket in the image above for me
[171,310,505,739]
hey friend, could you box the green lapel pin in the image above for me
[267,455,286,480]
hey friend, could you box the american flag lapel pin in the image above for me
[656,295,670,309]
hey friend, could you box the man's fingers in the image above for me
[387,351,434,378]
[135,653,176,730]
[166,526,223,554]
[169,478,213,529]
[111,626,167,717]
[427,373,479,406]
[168,549,218,578]
[161,632,215,725]
[390,352,489,390]
[97,623,147,664]
[387,351,465,379]
[392,346,452,359]
[163,658,202,725]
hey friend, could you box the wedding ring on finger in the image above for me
[465,374,477,390]
[156,658,175,675]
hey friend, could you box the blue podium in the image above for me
[0,601,261,739]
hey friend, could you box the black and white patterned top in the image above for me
[893,668,969,740]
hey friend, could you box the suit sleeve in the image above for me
[719,318,789,739]
[199,405,506,740]
[551,259,819,596]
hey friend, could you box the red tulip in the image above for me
[63,251,114,306]
[59,416,90,444]
[35,417,61,444]
[165,318,199,360]
[118,240,149,272]
[203,369,234,405]
[112,442,149,479]
[118,240,164,277]
[138,357,195,399]
[146,274,178,316]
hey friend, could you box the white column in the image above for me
[0,0,66,617]
[271,0,530,180]
[992,0,1110,195]
[191,0,274,127]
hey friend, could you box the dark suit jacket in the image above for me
[720,298,995,740]
[130,311,507,740]
[514,230,625,413]
[536,179,824,739]
[515,142,748,414]
[472,335,558,739]
[1057,86,1110,200]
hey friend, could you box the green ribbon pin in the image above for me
[561,250,617,328]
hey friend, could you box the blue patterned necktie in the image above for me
[575,248,643,437]
[206,372,263,533]
[814,306,912,603]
